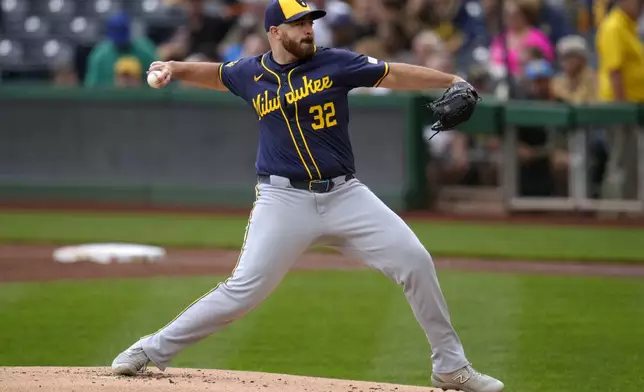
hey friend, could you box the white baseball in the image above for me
[147,70,165,88]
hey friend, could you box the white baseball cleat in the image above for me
[111,341,150,376]
[431,364,504,392]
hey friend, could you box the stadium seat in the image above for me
[4,15,51,39]
[141,3,187,44]
[0,37,24,68]
[20,37,74,68]
[125,0,165,17]
[1,0,28,21]
[31,0,76,19]
[77,0,123,19]
[53,16,101,44]
[41,38,74,67]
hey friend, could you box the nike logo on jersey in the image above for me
[254,74,264,82]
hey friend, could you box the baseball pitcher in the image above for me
[112,1,500,391]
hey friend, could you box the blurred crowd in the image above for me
[418,0,644,202]
[0,0,613,91]
[2,0,644,200]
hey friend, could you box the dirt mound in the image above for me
[0,367,451,392]
[1,244,643,284]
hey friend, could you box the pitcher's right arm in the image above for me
[148,61,228,91]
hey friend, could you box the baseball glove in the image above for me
[425,81,481,140]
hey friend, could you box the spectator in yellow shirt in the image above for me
[596,0,644,102]
[595,0,643,201]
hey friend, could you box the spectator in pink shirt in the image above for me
[490,0,554,77]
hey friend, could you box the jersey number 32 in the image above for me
[309,102,337,130]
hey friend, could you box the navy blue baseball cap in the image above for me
[264,0,326,32]
[106,11,131,46]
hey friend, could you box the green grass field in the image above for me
[1,209,643,391]
[1,210,644,262]
[0,271,643,391]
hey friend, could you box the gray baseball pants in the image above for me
[139,175,469,374]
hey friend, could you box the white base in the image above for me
[52,243,166,264]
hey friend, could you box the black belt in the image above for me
[257,174,355,193]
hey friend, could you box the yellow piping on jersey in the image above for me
[373,62,390,88]
[218,63,224,84]
[252,90,282,119]
[260,55,313,180]
[140,184,260,340]
[287,68,322,179]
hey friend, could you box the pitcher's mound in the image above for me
[0,367,456,392]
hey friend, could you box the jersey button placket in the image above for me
[281,72,318,180]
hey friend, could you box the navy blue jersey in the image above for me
[218,46,390,181]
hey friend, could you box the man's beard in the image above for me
[282,35,315,60]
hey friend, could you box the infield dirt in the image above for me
[2,244,642,391]
[0,367,457,392]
